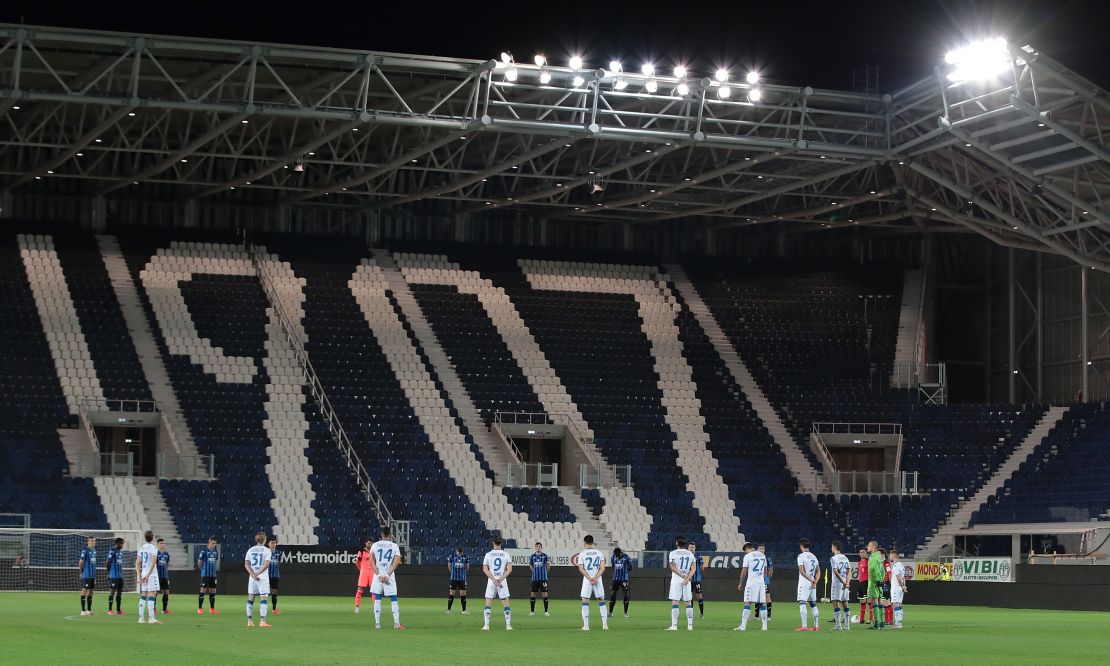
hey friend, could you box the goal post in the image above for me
[0,528,144,593]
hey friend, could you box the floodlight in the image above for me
[673,65,687,78]
[539,70,552,84]
[717,85,731,99]
[645,79,658,93]
[746,71,760,84]
[568,55,583,69]
[501,51,513,64]
[715,68,729,82]
[572,75,585,87]
[505,68,518,82]
[676,82,690,96]
[614,78,629,90]
[945,37,1010,82]
[609,60,623,73]
[748,85,763,102]
[641,63,655,77]
[534,54,547,67]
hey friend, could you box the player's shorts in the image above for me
[449,579,467,592]
[370,574,398,598]
[580,579,605,599]
[530,580,549,594]
[831,583,850,602]
[158,578,170,591]
[856,580,868,600]
[691,581,703,595]
[882,581,891,599]
[797,581,816,603]
[891,585,904,604]
[668,577,692,602]
[743,581,767,604]
[81,577,96,590]
[611,580,629,593]
[248,576,271,596]
[269,578,279,592]
[140,575,161,593]
[109,577,124,592]
[357,570,373,588]
[201,576,218,588]
[484,579,510,600]
[867,581,883,599]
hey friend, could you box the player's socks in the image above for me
[741,604,751,630]
[483,605,491,628]
[530,596,536,613]
[199,593,205,610]
[138,595,146,621]
[147,597,155,619]
[116,591,123,613]
[767,602,772,618]
[833,607,840,627]
[260,599,268,621]
[608,595,616,615]
[861,602,867,621]
[355,588,363,608]
[799,603,808,628]
[885,605,894,624]
[448,595,454,611]
[698,599,704,617]
[811,603,819,627]
[461,596,467,612]
[581,601,589,628]
[685,603,694,629]
[271,593,277,611]
[503,606,511,628]
[81,596,87,612]
[372,597,382,625]
[542,597,548,613]
[623,595,629,615]
[246,599,254,619]
[670,603,679,628]
[390,597,400,626]
[599,601,608,629]
[209,594,216,610]
[895,607,902,626]
[760,604,768,629]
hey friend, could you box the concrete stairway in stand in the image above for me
[891,269,924,383]
[557,487,613,551]
[133,477,190,568]
[915,405,1069,560]
[665,263,825,494]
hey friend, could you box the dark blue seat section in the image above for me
[452,252,715,551]
[52,233,152,402]
[974,402,1110,525]
[501,487,576,524]
[0,233,107,528]
[261,240,493,561]
[119,235,279,557]
[410,282,577,520]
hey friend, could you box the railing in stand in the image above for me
[157,453,216,479]
[580,463,632,489]
[814,470,920,495]
[891,362,947,404]
[493,410,626,486]
[69,452,134,477]
[250,244,395,533]
[505,462,559,487]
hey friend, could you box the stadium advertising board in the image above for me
[915,561,945,580]
[953,557,1013,582]
[505,549,578,566]
[264,545,362,572]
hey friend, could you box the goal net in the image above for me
[0,529,143,593]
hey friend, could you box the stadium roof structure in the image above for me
[1,24,1108,268]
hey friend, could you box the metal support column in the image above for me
[985,242,992,400]
[1036,253,1044,399]
[1008,247,1016,403]
[1081,267,1090,399]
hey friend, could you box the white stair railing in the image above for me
[249,244,396,534]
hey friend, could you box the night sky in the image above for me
[2,0,1108,92]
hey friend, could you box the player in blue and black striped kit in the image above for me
[78,536,97,616]
[106,537,125,615]
[528,542,550,616]
[267,537,282,614]
[608,547,633,618]
[197,536,220,614]
[156,538,171,614]
[446,546,469,614]
[688,542,705,618]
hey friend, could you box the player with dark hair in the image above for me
[136,530,162,624]
[866,541,885,629]
[688,542,705,618]
[78,535,97,616]
[267,537,281,614]
[106,537,125,615]
[244,531,272,628]
[758,544,774,621]
[197,536,220,614]
[796,538,820,631]
[481,535,512,631]
[880,548,894,625]
[829,541,851,630]
[666,535,695,631]
[857,546,871,623]
[156,538,171,614]
[608,547,632,618]
[368,526,404,630]
[447,546,469,614]
[528,542,551,616]
[354,537,374,614]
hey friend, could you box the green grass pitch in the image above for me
[3,593,1107,664]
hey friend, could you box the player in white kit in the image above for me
[368,526,405,630]
[735,542,769,631]
[576,534,608,631]
[829,540,851,631]
[890,549,907,628]
[135,530,162,625]
[665,536,696,631]
[244,531,272,628]
[481,535,513,631]
[796,538,821,631]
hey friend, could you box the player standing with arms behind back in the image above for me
[608,547,632,618]
[447,546,469,614]
[481,535,512,631]
[136,530,162,625]
[156,539,171,615]
[890,549,907,628]
[78,535,97,616]
[576,535,608,631]
[796,538,821,631]
[106,537,125,615]
[244,532,272,628]
[197,536,219,614]
[368,526,404,630]
[267,538,281,614]
[735,542,768,632]
[688,542,705,618]
[666,535,695,631]
[829,541,851,630]
[528,542,550,616]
